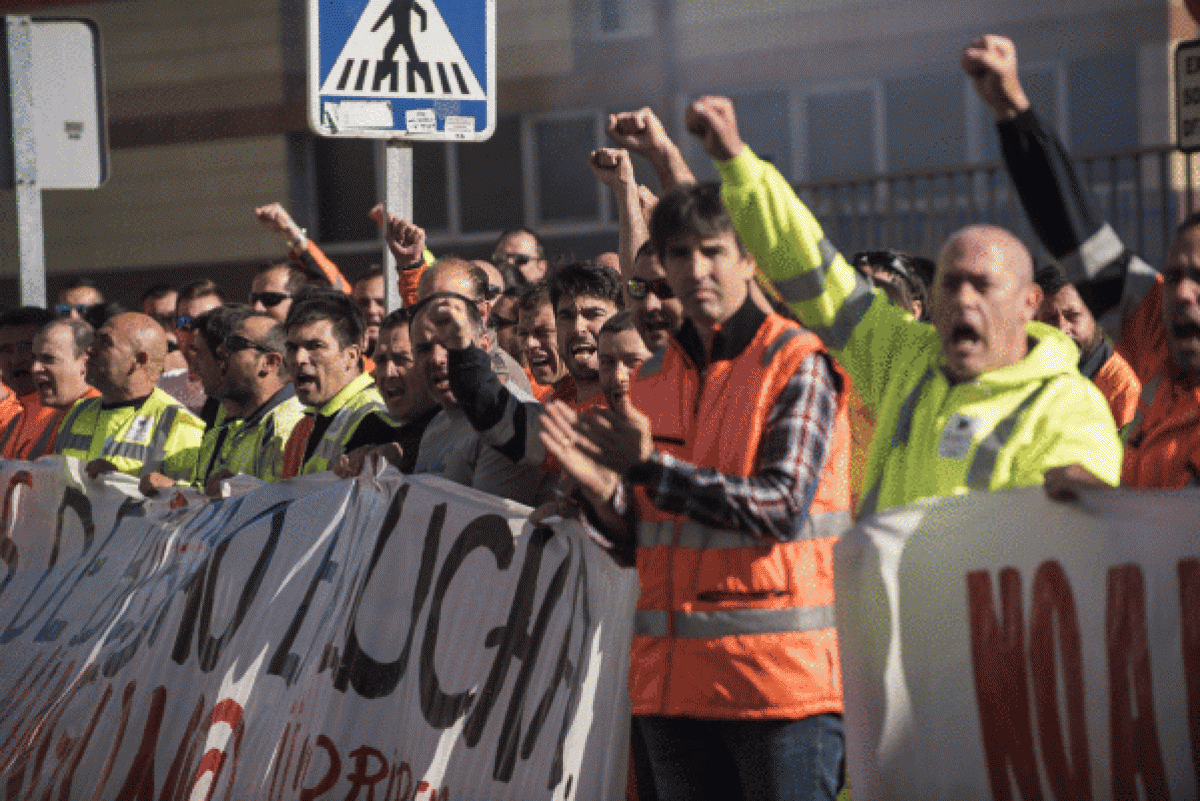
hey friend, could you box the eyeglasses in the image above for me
[176,315,197,332]
[54,303,97,317]
[488,313,518,331]
[223,334,272,355]
[249,291,292,308]
[492,252,534,268]
[626,277,674,301]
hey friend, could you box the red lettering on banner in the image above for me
[188,698,245,801]
[345,745,388,800]
[967,568,1044,801]
[1028,561,1092,801]
[93,681,139,799]
[161,693,208,801]
[113,684,167,801]
[388,759,413,801]
[1106,563,1169,800]
[57,678,111,799]
[299,734,340,801]
[1179,558,1200,790]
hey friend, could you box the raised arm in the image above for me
[589,147,650,278]
[255,202,351,293]
[607,107,696,192]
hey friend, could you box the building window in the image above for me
[885,72,966,171]
[531,112,603,224]
[1068,51,1138,154]
[806,89,877,181]
[458,116,525,234]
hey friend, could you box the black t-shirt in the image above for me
[342,406,439,474]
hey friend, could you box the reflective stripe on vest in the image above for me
[636,509,850,550]
[1120,373,1163,444]
[0,415,20,455]
[634,603,836,639]
[772,238,839,305]
[53,398,100,454]
[859,371,1052,516]
[143,405,181,476]
[26,412,61,459]
[310,402,380,466]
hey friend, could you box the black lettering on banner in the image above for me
[0,470,31,599]
[332,486,443,698]
[422,513,516,729]
[171,501,287,670]
[268,530,340,686]
[543,549,592,790]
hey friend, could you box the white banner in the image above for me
[837,487,1200,800]
[0,457,638,801]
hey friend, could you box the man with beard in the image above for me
[965,34,1199,489]
[191,314,305,493]
[405,294,546,504]
[53,312,204,492]
[1034,265,1140,430]
[438,262,624,472]
[597,311,652,411]
[280,292,385,477]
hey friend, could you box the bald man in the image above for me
[52,312,205,493]
[687,95,1121,513]
[418,258,532,394]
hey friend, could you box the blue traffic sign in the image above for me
[308,0,494,140]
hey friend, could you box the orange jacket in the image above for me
[1116,280,1200,488]
[0,389,101,460]
[627,311,850,720]
[1091,348,1140,431]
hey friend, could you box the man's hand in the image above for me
[139,472,177,497]
[570,392,654,477]
[588,148,636,191]
[85,459,118,480]
[1044,463,1110,503]
[685,96,744,163]
[369,204,426,269]
[255,202,306,247]
[333,443,404,478]
[961,34,1030,121]
[203,469,235,498]
[606,108,674,161]
[425,296,476,351]
[538,401,621,505]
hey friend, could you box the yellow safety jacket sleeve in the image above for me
[718,147,1123,511]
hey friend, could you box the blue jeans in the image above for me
[634,713,844,801]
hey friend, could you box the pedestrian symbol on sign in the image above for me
[318,0,485,100]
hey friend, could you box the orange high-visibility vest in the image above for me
[628,312,850,720]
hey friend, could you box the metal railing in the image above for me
[793,145,1200,269]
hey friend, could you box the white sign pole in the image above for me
[7,15,47,308]
[383,140,412,310]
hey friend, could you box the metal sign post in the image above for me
[7,16,44,307]
[310,0,495,311]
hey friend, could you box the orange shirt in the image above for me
[524,366,555,402]
[1092,349,1140,431]
[3,389,102,460]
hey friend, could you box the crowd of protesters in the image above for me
[0,33,1197,801]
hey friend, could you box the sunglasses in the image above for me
[55,303,98,317]
[626,277,674,301]
[492,252,534,268]
[223,334,272,355]
[249,291,292,308]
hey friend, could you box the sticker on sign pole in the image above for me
[309,0,496,141]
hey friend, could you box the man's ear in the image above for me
[1024,284,1044,321]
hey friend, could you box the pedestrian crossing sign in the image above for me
[308,0,495,140]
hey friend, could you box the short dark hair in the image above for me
[649,183,747,263]
[139,283,176,306]
[83,302,126,330]
[547,261,625,312]
[179,278,222,304]
[43,318,94,357]
[599,309,638,337]
[196,304,252,355]
[379,306,413,336]
[1034,263,1069,298]
[0,306,57,331]
[284,290,364,349]
[634,240,655,264]
[355,266,385,284]
[517,281,553,316]
[852,249,931,320]
[495,227,544,258]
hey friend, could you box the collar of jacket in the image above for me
[937,321,1082,389]
[101,392,153,411]
[312,371,375,417]
[1077,334,1114,381]
[243,383,296,428]
[673,296,768,369]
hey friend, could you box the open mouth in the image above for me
[569,342,596,359]
[382,381,406,402]
[1172,321,1200,342]
[949,324,982,345]
[295,375,318,390]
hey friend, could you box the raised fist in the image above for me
[961,34,1030,121]
[685,96,744,162]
